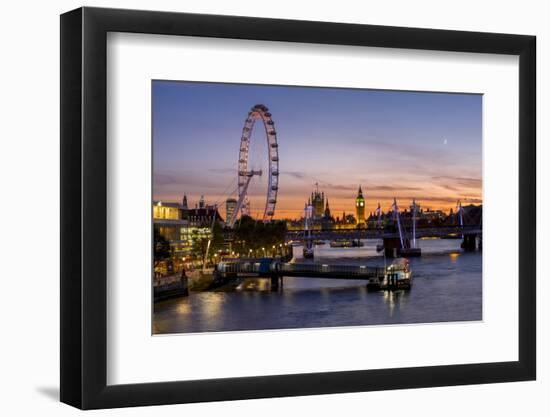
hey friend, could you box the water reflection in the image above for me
[449,252,460,263]
[153,239,482,334]
[176,302,191,315]
[383,290,409,318]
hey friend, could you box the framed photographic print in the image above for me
[60,7,536,409]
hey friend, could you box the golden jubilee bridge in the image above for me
[287,199,482,257]
[285,224,482,246]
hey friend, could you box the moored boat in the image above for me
[367,258,412,291]
[382,258,412,290]
[330,238,364,248]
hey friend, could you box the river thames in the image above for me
[153,238,482,334]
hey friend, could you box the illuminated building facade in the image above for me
[288,187,360,231]
[225,198,237,227]
[310,185,325,220]
[183,199,223,227]
[153,195,224,275]
[153,201,188,274]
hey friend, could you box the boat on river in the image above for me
[367,258,412,291]
[329,238,364,248]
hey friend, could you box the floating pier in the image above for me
[216,258,412,291]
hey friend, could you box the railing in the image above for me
[285,225,481,240]
[217,261,407,278]
[277,263,383,276]
[218,261,263,274]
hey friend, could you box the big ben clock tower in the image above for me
[355,185,366,228]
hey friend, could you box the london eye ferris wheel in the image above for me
[227,104,279,227]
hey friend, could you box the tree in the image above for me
[232,216,287,256]
[192,237,208,262]
[210,221,225,253]
[190,222,227,266]
[153,228,171,267]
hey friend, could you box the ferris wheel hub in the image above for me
[245,169,262,177]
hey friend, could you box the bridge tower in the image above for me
[303,202,314,259]
[456,200,480,251]
[374,202,382,229]
[355,185,366,228]
[410,199,419,248]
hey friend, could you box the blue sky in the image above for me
[153,80,482,219]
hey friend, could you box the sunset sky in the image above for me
[153,81,482,220]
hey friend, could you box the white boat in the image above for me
[367,258,412,291]
[383,258,412,290]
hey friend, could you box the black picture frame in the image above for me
[60,6,536,410]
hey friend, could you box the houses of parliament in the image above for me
[289,184,367,231]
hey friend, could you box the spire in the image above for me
[182,194,188,209]
[324,198,331,218]
[357,185,364,198]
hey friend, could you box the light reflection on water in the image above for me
[153,238,481,334]
[449,252,460,263]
